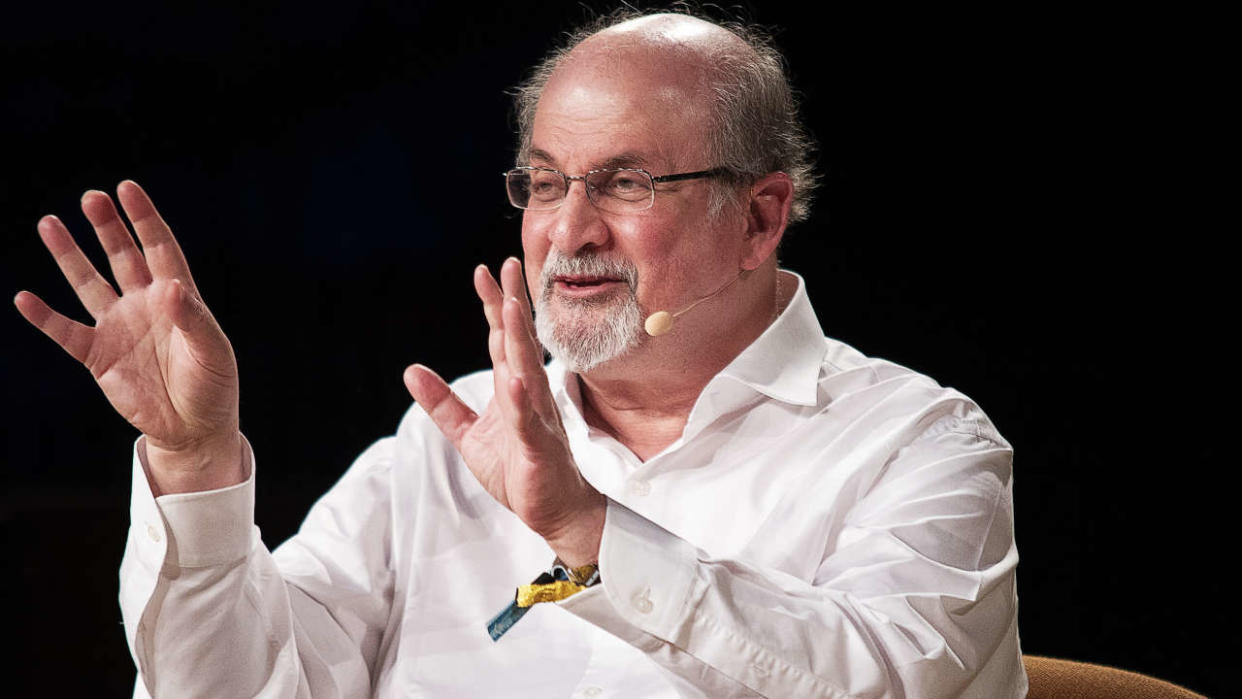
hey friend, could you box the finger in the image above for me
[507,375,553,446]
[504,296,555,414]
[500,257,540,352]
[474,264,504,329]
[115,180,197,290]
[489,323,507,366]
[486,318,524,428]
[475,267,507,366]
[500,259,556,416]
[37,215,119,319]
[475,265,514,407]
[403,364,477,448]
[81,190,153,293]
[14,290,95,363]
[499,257,538,345]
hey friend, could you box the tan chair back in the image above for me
[1023,655,1206,699]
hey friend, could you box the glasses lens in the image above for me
[588,169,654,212]
[506,168,566,210]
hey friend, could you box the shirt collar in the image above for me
[715,269,825,407]
[546,268,827,421]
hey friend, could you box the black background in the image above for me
[2,2,1226,696]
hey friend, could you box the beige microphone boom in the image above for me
[643,272,744,337]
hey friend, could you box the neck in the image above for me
[575,266,790,460]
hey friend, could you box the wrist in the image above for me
[544,491,606,568]
[145,430,245,495]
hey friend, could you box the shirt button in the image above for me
[580,687,603,698]
[146,523,162,543]
[628,479,651,496]
[631,588,653,614]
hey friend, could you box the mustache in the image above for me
[539,251,639,294]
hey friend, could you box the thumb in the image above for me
[404,364,477,449]
[165,279,211,333]
[163,279,233,365]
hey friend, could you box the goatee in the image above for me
[534,250,643,373]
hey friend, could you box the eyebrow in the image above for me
[527,148,654,171]
[599,153,652,170]
[528,148,558,167]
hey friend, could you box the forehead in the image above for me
[530,47,713,172]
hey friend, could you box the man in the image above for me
[15,10,1025,698]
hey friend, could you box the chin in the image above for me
[535,297,643,373]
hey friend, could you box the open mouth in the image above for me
[553,275,625,295]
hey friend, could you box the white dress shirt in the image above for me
[120,271,1026,698]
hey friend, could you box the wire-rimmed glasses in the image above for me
[504,166,725,214]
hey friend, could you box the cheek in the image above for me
[520,216,547,259]
[643,216,718,264]
[644,221,739,298]
[521,213,573,302]
[521,236,546,297]
[626,223,696,297]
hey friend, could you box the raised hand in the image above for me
[14,181,242,494]
[404,258,605,566]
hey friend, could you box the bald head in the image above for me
[533,16,741,171]
[512,9,818,223]
[578,12,754,62]
[551,14,756,119]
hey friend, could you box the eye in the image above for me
[528,171,564,200]
[603,171,652,200]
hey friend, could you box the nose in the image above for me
[547,179,610,255]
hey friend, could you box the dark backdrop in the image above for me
[2,2,1224,696]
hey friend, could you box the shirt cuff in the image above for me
[559,500,704,646]
[135,434,257,569]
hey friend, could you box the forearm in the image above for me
[560,497,1022,699]
[122,436,285,696]
[559,502,857,697]
[121,436,393,697]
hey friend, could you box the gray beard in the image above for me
[534,251,643,374]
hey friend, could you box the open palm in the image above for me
[404,259,605,565]
[15,181,240,490]
[455,377,579,534]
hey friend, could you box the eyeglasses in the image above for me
[503,166,726,214]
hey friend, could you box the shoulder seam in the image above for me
[926,415,1005,447]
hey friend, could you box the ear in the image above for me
[738,171,793,271]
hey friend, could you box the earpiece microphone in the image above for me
[644,272,745,337]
